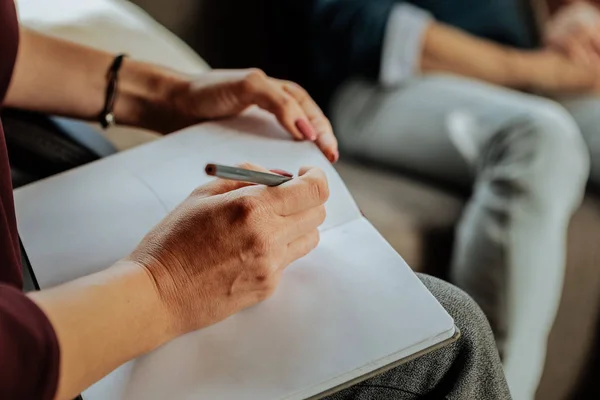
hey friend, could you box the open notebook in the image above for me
[14,111,458,400]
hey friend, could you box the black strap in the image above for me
[98,54,127,129]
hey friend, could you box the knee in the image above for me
[418,274,511,398]
[520,100,589,182]
[418,275,498,356]
[486,99,590,208]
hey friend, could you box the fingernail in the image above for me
[270,169,294,177]
[295,119,317,141]
[327,150,339,163]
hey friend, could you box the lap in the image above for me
[331,74,583,189]
[324,274,509,399]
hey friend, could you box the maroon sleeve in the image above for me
[0,1,60,398]
[0,284,60,400]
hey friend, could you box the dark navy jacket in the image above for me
[284,0,539,110]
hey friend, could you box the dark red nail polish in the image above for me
[327,150,339,163]
[295,119,317,141]
[270,169,294,178]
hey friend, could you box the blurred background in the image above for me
[10,0,600,399]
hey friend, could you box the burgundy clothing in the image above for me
[0,1,60,399]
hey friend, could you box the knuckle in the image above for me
[295,84,309,98]
[254,272,270,285]
[191,185,210,198]
[276,97,298,119]
[239,194,261,213]
[230,195,262,223]
[256,284,277,302]
[251,230,276,257]
[286,80,308,97]
[241,68,267,91]
[190,181,221,199]
[298,230,320,257]
[253,260,278,287]
[309,230,321,250]
[316,205,327,225]
[246,68,267,79]
[257,274,276,291]
[279,94,293,108]
[308,174,330,203]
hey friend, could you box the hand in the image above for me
[167,69,339,163]
[126,165,329,335]
[545,1,600,66]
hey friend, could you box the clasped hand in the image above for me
[545,1,600,67]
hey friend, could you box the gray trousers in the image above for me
[326,274,511,399]
[331,75,593,400]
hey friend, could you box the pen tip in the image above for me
[205,164,215,175]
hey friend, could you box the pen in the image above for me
[205,164,293,187]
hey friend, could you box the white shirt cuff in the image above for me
[380,3,432,87]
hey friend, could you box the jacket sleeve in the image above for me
[380,3,432,86]
[308,0,399,81]
[0,284,60,400]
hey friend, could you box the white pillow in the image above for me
[16,0,209,73]
[15,0,210,149]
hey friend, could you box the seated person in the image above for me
[286,0,600,398]
[0,3,510,399]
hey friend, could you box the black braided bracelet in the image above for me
[98,54,127,129]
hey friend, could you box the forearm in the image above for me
[547,0,600,13]
[420,21,596,93]
[28,261,172,400]
[5,28,185,132]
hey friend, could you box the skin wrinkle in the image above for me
[128,169,328,335]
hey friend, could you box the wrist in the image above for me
[506,50,542,90]
[109,260,177,346]
[511,50,596,93]
[113,59,192,133]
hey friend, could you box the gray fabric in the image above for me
[556,95,600,187]
[330,75,590,400]
[326,274,511,399]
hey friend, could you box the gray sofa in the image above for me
[130,1,600,398]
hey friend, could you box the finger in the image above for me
[579,24,600,64]
[268,167,330,216]
[566,35,592,65]
[280,205,326,243]
[280,80,340,163]
[576,27,600,65]
[587,43,600,65]
[193,162,268,197]
[282,229,320,267]
[238,70,311,141]
[269,169,294,178]
[315,123,339,163]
